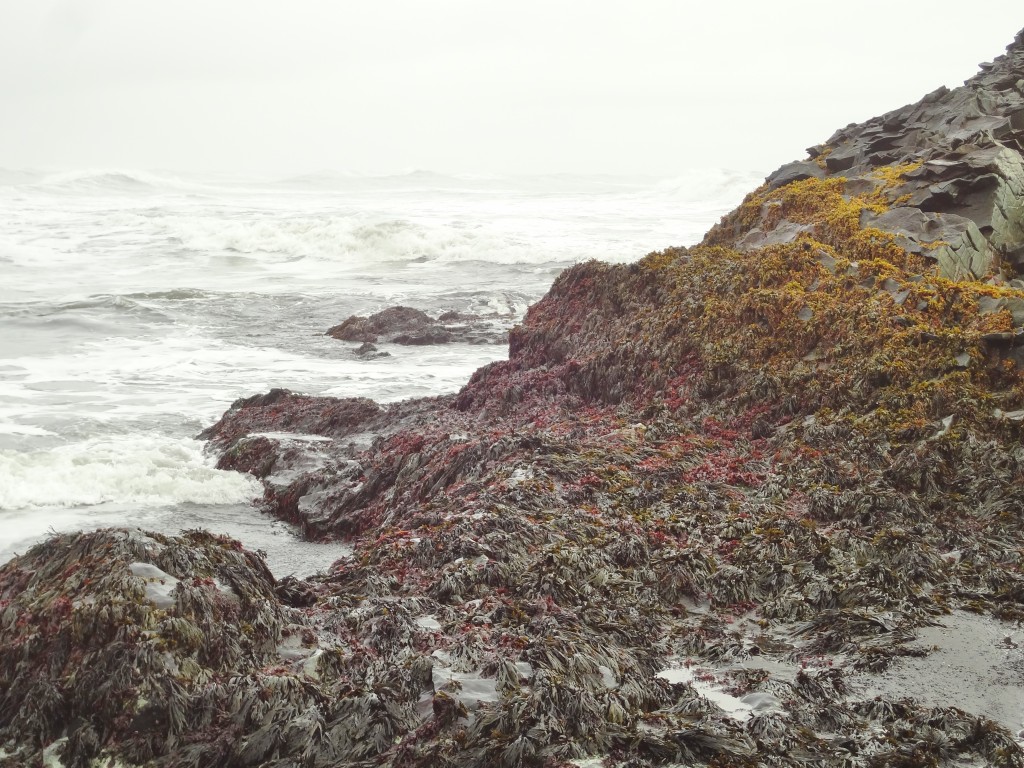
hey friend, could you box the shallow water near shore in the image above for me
[849,610,1024,739]
[0,167,760,574]
[666,611,1024,741]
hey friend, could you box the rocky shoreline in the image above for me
[4,30,1024,768]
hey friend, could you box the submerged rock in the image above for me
[7,28,1024,768]
[355,341,390,358]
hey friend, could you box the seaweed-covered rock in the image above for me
[200,388,383,448]
[0,529,285,767]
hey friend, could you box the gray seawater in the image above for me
[0,167,762,575]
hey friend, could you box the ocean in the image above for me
[0,167,762,575]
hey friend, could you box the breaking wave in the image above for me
[654,167,767,202]
[0,168,44,187]
[26,169,216,195]
[162,214,547,266]
[0,435,261,510]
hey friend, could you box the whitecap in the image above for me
[0,434,260,510]
[0,423,56,437]
[27,169,218,195]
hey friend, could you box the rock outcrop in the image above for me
[5,30,1024,768]
[731,32,1024,282]
[327,305,510,346]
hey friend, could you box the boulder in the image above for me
[355,341,390,358]
[327,305,434,343]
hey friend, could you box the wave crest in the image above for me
[27,169,213,195]
[164,214,544,266]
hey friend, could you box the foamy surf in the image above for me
[0,434,260,510]
[0,434,355,576]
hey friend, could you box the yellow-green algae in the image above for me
[632,165,1024,442]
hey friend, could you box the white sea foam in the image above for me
[160,213,543,266]
[0,423,56,437]
[0,435,260,510]
[0,168,758,305]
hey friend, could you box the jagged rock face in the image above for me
[739,29,1024,279]
[6,29,1024,768]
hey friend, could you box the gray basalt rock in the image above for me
[736,218,815,249]
[754,29,1024,279]
[766,160,825,190]
[860,207,999,278]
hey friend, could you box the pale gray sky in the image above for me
[1,1,1021,176]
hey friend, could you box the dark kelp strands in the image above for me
[4,29,1024,768]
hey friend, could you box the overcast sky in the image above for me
[1,2,1021,176]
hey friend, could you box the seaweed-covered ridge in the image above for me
[4,29,1024,768]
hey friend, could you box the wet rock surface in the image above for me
[6,31,1024,768]
[327,305,510,346]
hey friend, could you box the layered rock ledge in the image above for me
[4,31,1024,768]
